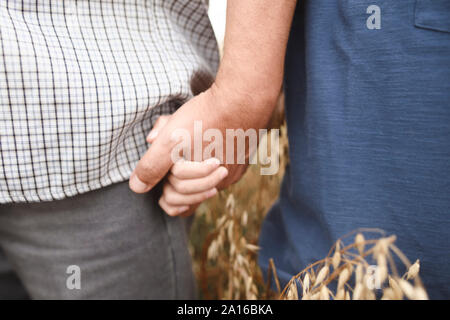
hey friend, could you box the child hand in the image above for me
[158,158,228,217]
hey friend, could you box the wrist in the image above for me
[207,80,279,131]
[212,59,282,111]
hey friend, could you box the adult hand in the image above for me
[146,116,231,217]
[129,84,271,195]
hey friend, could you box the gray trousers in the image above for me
[0,182,196,299]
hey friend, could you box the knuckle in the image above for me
[138,159,151,172]
[137,161,155,183]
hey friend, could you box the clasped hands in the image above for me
[129,84,277,217]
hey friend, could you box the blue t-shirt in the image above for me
[259,0,450,299]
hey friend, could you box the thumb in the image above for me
[129,130,175,193]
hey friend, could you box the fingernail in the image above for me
[219,167,228,179]
[205,158,220,166]
[178,206,189,214]
[147,130,158,141]
[129,173,150,193]
[207,188,218,198]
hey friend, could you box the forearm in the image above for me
[214,0,297,111]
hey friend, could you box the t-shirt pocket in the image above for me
[414,0,450,33]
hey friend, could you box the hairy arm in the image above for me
[215,0,297,116]
[129,0,297,196]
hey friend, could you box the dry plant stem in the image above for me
[200,230,220,299]
[279,232,427,300]
[266,258,282,296]
[281,238,381,297]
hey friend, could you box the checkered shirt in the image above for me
[0,0,219,203]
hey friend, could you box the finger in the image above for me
[168,166,228,194]
[171,158,222,179]
[146,115,171,143]
[158,196,189,217]
[163,183,218,206]
[216,163,249,190]
[130,130,175,193]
